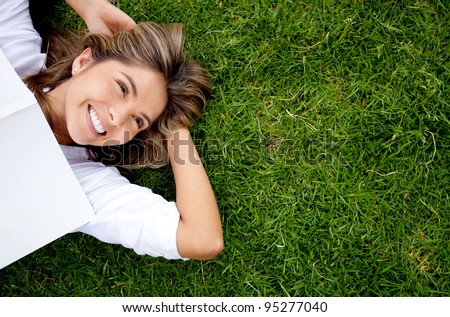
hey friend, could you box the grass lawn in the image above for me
[0,0,449,296]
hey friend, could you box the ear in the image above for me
[71,47,93,76]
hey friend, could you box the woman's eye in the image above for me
[134,116,143,127]
[117,81,128,95]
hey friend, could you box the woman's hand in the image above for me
[66,0,136,35]
[166,127,223,260]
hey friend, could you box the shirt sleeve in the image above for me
[65,151,186,260]
[0,0,46,79]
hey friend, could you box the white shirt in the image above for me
[0,0,184,260]
[0,0,45,79]
[62,146,182,259]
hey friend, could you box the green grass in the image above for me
[1,0,449,296]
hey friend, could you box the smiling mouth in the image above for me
[88,105,107,135]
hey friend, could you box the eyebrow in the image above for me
[141,112,152,128]
[120,71,137,97]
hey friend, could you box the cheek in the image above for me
[73,72,113,101]
[122,129,135,143]
[111,127,137,145]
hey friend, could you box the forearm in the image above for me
[65,0,135,35]
[65,0,102,21]
[168,128,223,260]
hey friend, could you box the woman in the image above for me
[0,0,223,261]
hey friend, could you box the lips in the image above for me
[87,105,107,135]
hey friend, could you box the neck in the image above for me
[46,81,73,145]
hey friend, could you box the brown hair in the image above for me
[25,22,211,168]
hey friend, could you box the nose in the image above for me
[108,106,134,143]
[109,106,128,128]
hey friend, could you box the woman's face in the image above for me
[62,48,167,146]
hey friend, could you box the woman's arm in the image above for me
[65,0,135,35]
[167,128,224,260]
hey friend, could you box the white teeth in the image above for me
[89,106,106,134]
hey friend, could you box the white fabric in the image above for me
[62,146,183,259]
[0,0,184,260]
[0,0,46,79]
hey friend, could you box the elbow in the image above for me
[192,234,224,260]
[179,231,224,261]
[204,235,224,260]
[177,215,224,260]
